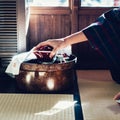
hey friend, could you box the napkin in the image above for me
[5,51,36,75]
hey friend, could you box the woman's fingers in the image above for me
[32,39,65,58]
[113,92,120,100]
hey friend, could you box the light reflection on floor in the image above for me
[34,100,77,116]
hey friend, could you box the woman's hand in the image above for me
[113,92,120,100]
[33,38,67,58]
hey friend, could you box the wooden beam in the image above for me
[30,7,71,15]
[70,0,79,34]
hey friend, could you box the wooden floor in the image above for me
[77,70,120,120]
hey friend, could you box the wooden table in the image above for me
[77,70,120,120]
[0,70,83,120]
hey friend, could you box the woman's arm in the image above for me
[33,31,88,58]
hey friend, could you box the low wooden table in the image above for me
[77,70,120,120]
[0,70,83,120]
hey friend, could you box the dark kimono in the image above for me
[83,8,120,83]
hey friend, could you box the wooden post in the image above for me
[70,0,79,34]
[16,0,27,52]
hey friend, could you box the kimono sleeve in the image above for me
[82,8,120,68]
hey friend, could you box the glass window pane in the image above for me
[81,0,120,7]
[28,0,69,7]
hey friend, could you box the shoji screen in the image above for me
[0,0,26,68]
[0,0,17,67]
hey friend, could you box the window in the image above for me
[81,0,120,7]
[28,0,69,7]
[28,0,120,7]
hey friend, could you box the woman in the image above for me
[33,8,120,99]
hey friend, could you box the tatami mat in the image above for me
[0,94,75,120]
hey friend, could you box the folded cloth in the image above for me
[5,51,36,75]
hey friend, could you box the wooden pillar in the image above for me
[16,0,27,53]
[70,0,79,34]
